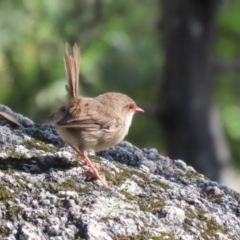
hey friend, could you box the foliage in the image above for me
[1,0,240,166]
[217,1,240,167]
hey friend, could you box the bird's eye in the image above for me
[129,104,134,110]
[60,106,66,112]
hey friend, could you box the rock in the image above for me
[0,104,240,240]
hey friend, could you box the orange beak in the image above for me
[135,107,144,113]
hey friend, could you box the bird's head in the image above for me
[120,96,144,129]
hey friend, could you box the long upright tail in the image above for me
[64,42,80,102]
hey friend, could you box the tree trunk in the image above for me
[158,0,231,182]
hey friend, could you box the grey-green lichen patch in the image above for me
[93,196,135,220]
[99,164,168,214]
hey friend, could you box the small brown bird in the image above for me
[49,43,144,181]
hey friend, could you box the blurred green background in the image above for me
[1,1,240,177]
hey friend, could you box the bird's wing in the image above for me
[56,99,123,131]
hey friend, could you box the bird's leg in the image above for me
[80,152,104,180]
[67,144,103,169]
[67,143,103,181]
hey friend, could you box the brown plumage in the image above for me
[49,43,144,181]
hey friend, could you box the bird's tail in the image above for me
[64,42,80,103]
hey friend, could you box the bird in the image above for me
[48,43,144,181]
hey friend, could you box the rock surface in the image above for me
[0,104,240,240]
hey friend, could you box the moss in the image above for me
[79,184,92,193]
[205,193,224,204]
[45,183,59,194]
[59,179,92,192]
[114,232,176,240]
[0,226,9,237]
[99,163,168,214]
[184,206,237,240]
[99,216,114,222]
[59,179,78,191]
[185,169,205,180]
[55,199,63,208]
[184,206,196,219]
[200,218,231,240]
[183,218,192,232]
[0,139,57,168]
[38,212,47,219]
[102,167,144,186]
[22,139,57,153]
[4,149,27,159]
[46,180,92,195]
[13,175,29,190]
[0,184,15,201]
[122,191,165,213]
[17,222,25,227]
[8,207,20,219]
[33,182,42,189]
[0,154,77,172]
[150,179,170,191]
[13,175,43,191]
[138,197,165,213]
[90,155,102,163]
[2,169,13,175]
[101,163,170,193]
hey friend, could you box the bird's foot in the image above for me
[84,171,109,184]
[92,163,105,170]
[77,162,104,169]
